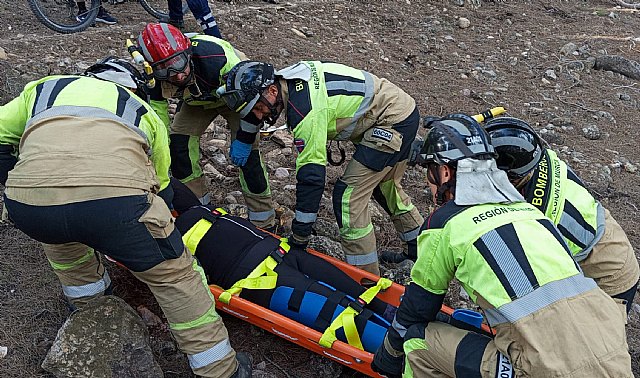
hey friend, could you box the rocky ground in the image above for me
[1,0,639,377]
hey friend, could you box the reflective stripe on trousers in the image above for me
[61,270,111,299]
[188,338,234,369]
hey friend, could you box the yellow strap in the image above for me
[319,277,392,350]
[182,219,213,255]
[219,239,290,304]
[215,207,228,215]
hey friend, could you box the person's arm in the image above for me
[373,224,455,376]
[0,87,32,185]
[148,84,171,131]
[140,103,172,206]
[291,114,328,247]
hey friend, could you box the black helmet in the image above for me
[484,117,543,179]
[85,56,148,100]
[420,113,495,166]
[217,61,276,118]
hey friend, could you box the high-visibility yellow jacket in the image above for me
[522,149,604,261]
[0,75,170,205]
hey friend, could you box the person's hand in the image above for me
[371,344,403,378]
[229,139,252,166]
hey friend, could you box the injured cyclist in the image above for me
[171,179,397,353]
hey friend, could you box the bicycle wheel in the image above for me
[27,0,100,33]
[139,0,189,21]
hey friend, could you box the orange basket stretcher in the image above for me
[208,247,493,377]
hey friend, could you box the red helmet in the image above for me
[137,23,191,64]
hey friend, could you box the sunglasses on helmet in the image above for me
[151,51,191,80]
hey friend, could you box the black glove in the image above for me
[372,343,403,378]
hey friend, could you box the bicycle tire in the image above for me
[28,0,100,34]
[138,0,189,21]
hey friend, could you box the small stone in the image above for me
[632,303,640,315]
[0,47,7,60]
[284,184,296,191]
[624,162,637,173]
[560,42,577,56]
[256,14,272,23]
[0,346,7,359]
[291,28,307,38]
[224,194,238,205]
[596,111,615,123]
[544,69,557,80]
[617,93,631,101]
[459,287,470,301]
[212,153,227,166]
[274,167,290,179]
[582,125,601,140]
[550,117,572,127]
[457,17,470,28]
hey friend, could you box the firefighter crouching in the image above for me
[372,114,632,378]
[0,58,250,378]
[485,116,639,315]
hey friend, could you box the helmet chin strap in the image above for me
[261,83,283,126]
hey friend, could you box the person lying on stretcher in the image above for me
[171,179,397,353]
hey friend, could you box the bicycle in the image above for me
[28,0,190,34]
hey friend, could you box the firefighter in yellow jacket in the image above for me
[372,114,632,377]
[485,116,639,314]
[0,58,250,378]
[218,61,424,275]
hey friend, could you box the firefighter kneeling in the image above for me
[372,114,632,378]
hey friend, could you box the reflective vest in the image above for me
[523,149,605,261]
[414,200,589,314]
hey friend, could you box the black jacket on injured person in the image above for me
[171,179,394,353]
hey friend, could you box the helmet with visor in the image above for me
[137,23,192,80]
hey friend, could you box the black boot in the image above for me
[230,352,252,378]
[380,250,410,263]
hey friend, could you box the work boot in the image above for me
[380,250,410,264]
[230,352,252,378]
[95,6,117,25]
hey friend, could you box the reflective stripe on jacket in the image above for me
[0,75,170,204]
[523,149,605,261]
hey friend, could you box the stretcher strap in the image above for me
[218,239,291,304]
[319,277,392,350]
[181,208,227,254]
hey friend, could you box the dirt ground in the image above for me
[1,0,639,377]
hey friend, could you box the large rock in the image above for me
[42,296,163,378]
